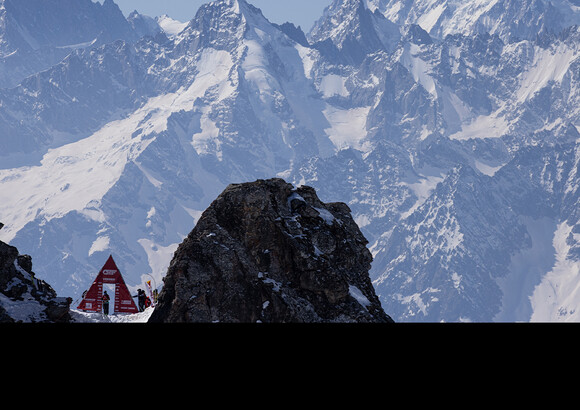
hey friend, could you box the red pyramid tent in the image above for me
[77,255,139,314]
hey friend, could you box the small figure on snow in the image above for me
[133,289,146,312]
[102,291,110,315]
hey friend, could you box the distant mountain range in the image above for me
[0,0,579,322]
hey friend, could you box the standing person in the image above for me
[133,289,146,312]
[102,291,110,315]
[138,289,146,312]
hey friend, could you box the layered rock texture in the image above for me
[0,223,72,322]
[149,179,393,323]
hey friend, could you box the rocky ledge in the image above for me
[149,178,393,323]
[0,223,72,323]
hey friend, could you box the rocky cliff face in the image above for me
[149,178,393,323]
[0,223,72,322]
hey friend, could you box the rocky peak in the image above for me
[309,0,401,64]
[176,0,267,52]
[0,222,72,322]
[149,178,393,323]
[127,10,163,39]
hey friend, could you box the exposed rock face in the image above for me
[149,178,393,323]
[0,223,72,323]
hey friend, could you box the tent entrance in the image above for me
[102,283,114,314]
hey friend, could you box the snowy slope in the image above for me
[70,307,154,322]
[0,44,241,296]
[156,15,188,38]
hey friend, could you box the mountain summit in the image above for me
[309,0,401,64]
[150,179,393,323]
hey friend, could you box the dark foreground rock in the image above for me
[0,223,72,323]
[149,178,393,323]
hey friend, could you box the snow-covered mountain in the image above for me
[366,0,580,42]
[0,0,579,322]
[309,0,402,64]
[0,0,160,89]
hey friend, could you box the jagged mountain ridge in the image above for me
[0,0,160,89]
[366,0,580,42]
[309,0,402,65]
[369,141,580,321]
[0,0,578,322]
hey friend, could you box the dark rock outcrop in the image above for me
[149,178,393,323]
[0,223,72,323]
